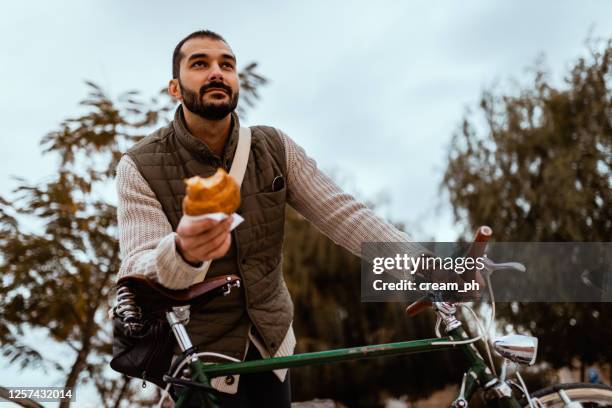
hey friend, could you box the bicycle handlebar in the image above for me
[404,226,493,317]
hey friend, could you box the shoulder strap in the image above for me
[229,127,252,186]
[192,127,251,284]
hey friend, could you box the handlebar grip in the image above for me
[405,296,432,317]
[464,226,492,287]
[467,225,493,258]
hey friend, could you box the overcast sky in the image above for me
[2,1,612,241]
[2,1,612,403]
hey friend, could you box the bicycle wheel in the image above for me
[521,383,612,407]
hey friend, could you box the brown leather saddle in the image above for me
[116,274,241,313]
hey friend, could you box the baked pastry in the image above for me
[183,168,240,215]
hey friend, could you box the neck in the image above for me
[182,106,232,157]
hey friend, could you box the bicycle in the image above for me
[112,226,612,407]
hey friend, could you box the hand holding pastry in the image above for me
[175,216,233,265]
[175,169,241,265]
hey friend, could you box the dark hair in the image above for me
[172,30,228,79]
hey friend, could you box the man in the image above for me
[116,30,424,407]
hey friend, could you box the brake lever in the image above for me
[482,258,526,276]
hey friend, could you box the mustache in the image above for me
[200,82,233,97]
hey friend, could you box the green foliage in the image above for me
[442,38,612,372]
[0,82,170,406]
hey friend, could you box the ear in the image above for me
[168,79,182,101]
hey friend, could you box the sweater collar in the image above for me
[172,105,240,166]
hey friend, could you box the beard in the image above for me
[179,79,239,120]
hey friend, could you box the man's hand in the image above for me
[175,216,233,265]
[416,256,486,303]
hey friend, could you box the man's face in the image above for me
[174,37,239,120]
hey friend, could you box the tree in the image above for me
[442,38,611,375]
[0,63,267,407]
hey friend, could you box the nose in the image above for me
[209,62,224,81]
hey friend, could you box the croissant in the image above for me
[183,168,240,215]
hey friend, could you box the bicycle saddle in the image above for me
[116,274,241,309]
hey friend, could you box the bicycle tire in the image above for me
[520,383,612,407]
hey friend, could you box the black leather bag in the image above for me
[109,279,177,388]
[110,314,175,388]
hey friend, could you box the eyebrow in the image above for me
[186,52,236,64]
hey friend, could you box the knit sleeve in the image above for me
[278,130,428,261]
[116,155,210,289]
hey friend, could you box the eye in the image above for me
[192,61,207,68]
[221,62,235,70]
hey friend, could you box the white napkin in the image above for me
[183,212,244,231]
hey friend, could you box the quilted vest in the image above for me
[126,106,292,359]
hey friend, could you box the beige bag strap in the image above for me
[192,127,251,283]
[230,126,252,186]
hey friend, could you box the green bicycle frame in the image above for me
[175,327,522,408]
[175,337,452,407]
[201,337,452,376]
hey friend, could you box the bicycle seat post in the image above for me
[167,306,194,352]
